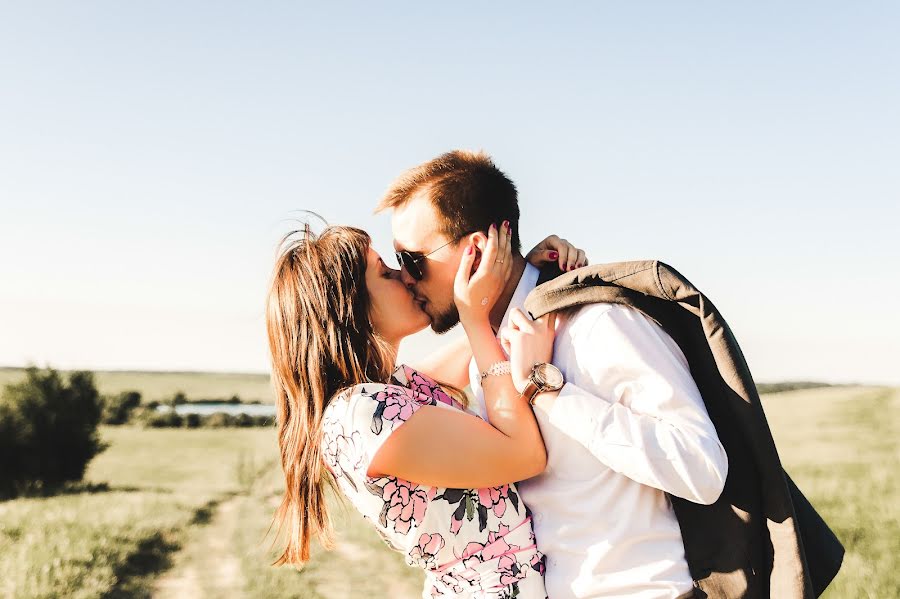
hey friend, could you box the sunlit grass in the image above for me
[762,386,899,599]
[1,387,895,598]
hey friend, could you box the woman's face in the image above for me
[365,246,431,344]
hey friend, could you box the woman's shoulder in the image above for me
[324,380,427,439]
[392,364,462,408]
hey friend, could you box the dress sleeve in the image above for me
[322,383,440,483]
[392,364,465,409]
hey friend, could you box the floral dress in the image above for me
[322,365,547,598]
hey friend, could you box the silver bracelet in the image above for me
[480,360,511,382]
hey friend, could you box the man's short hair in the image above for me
[376,150,521,253]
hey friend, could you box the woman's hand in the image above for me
[500,309,557,394]
[454,222,513,327]
[525,234,588,272]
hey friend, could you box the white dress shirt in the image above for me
[468,264,728,599]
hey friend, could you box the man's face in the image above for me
[391,192,465,333]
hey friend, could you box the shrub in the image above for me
[0,368,107,498]
[252,415,274,427]
[101,390,142,425]
[204,412,234,428]
[146,410,183,428]
[185,413,201,428]
[234,413,253,428]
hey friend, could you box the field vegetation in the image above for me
[0,385,896,598]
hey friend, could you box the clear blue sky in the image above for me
[1,2,897,384]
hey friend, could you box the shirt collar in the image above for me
[499,263,541,333]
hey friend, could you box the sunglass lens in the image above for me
[396,252,423,280]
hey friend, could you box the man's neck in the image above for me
[489,254,527,330]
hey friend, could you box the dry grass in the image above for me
[762,386,899,599]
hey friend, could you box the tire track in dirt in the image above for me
[152,495,243,598]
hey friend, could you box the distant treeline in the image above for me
[103,390,272,428]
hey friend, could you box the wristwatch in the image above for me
[521,363,565,405]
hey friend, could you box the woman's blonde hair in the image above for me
[266,224,396,566]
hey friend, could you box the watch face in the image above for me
[535,363,564,389]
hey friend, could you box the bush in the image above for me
[204,412,235,428]
[0,367,107,498]
[185,413,201,428]
[252,415,274,427]
[145,410,183,428]
[101,390,142,425]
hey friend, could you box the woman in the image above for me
[266,222,583,598]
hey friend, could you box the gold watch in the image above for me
[522,363,564,405]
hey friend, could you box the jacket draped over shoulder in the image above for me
[524,260,843,599]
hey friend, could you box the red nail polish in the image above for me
[549,251,558,260]
[502,220,510,229]
[490,223,497,231]
[467,245,474,254]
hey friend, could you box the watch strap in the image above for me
[522,378,543,405]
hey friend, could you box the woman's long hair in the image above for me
[266,225,396,566]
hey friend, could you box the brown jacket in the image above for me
[526,260,843,599]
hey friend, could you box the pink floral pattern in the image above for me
[410,532,446,570]
[322,366,546,598]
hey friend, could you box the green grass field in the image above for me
[0,368,273,403]
[0,386,896,598]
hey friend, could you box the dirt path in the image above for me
[152,495,244,598]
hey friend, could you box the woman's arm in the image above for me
[370,222,555,488]
[407,234,585,387]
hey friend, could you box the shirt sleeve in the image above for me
[548,305,728,505]
[323,383,434,483]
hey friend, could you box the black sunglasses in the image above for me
[395,234,471,281]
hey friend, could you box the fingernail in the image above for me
[467,244,474,255]
[490,223,496,231]
[549,251,558,260]
[502,220,509,229]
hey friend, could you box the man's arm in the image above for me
[534,304,728,505]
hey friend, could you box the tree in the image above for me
[0,367,107,498]
[101,390,142,425]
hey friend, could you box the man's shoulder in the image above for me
[565,302,640,330]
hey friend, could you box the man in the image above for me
[376,150,727,599]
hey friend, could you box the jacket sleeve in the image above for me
[547,304,728,504]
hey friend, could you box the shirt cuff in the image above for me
[547,382,613,448]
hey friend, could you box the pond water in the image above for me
[155,403,276,417]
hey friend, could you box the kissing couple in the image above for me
[266,151,843,598]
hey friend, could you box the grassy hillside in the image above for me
[0,367,273,403]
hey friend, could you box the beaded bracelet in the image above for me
[480,360,511,382]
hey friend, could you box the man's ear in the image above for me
[464,232,489,274]
[467,231,489,252]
